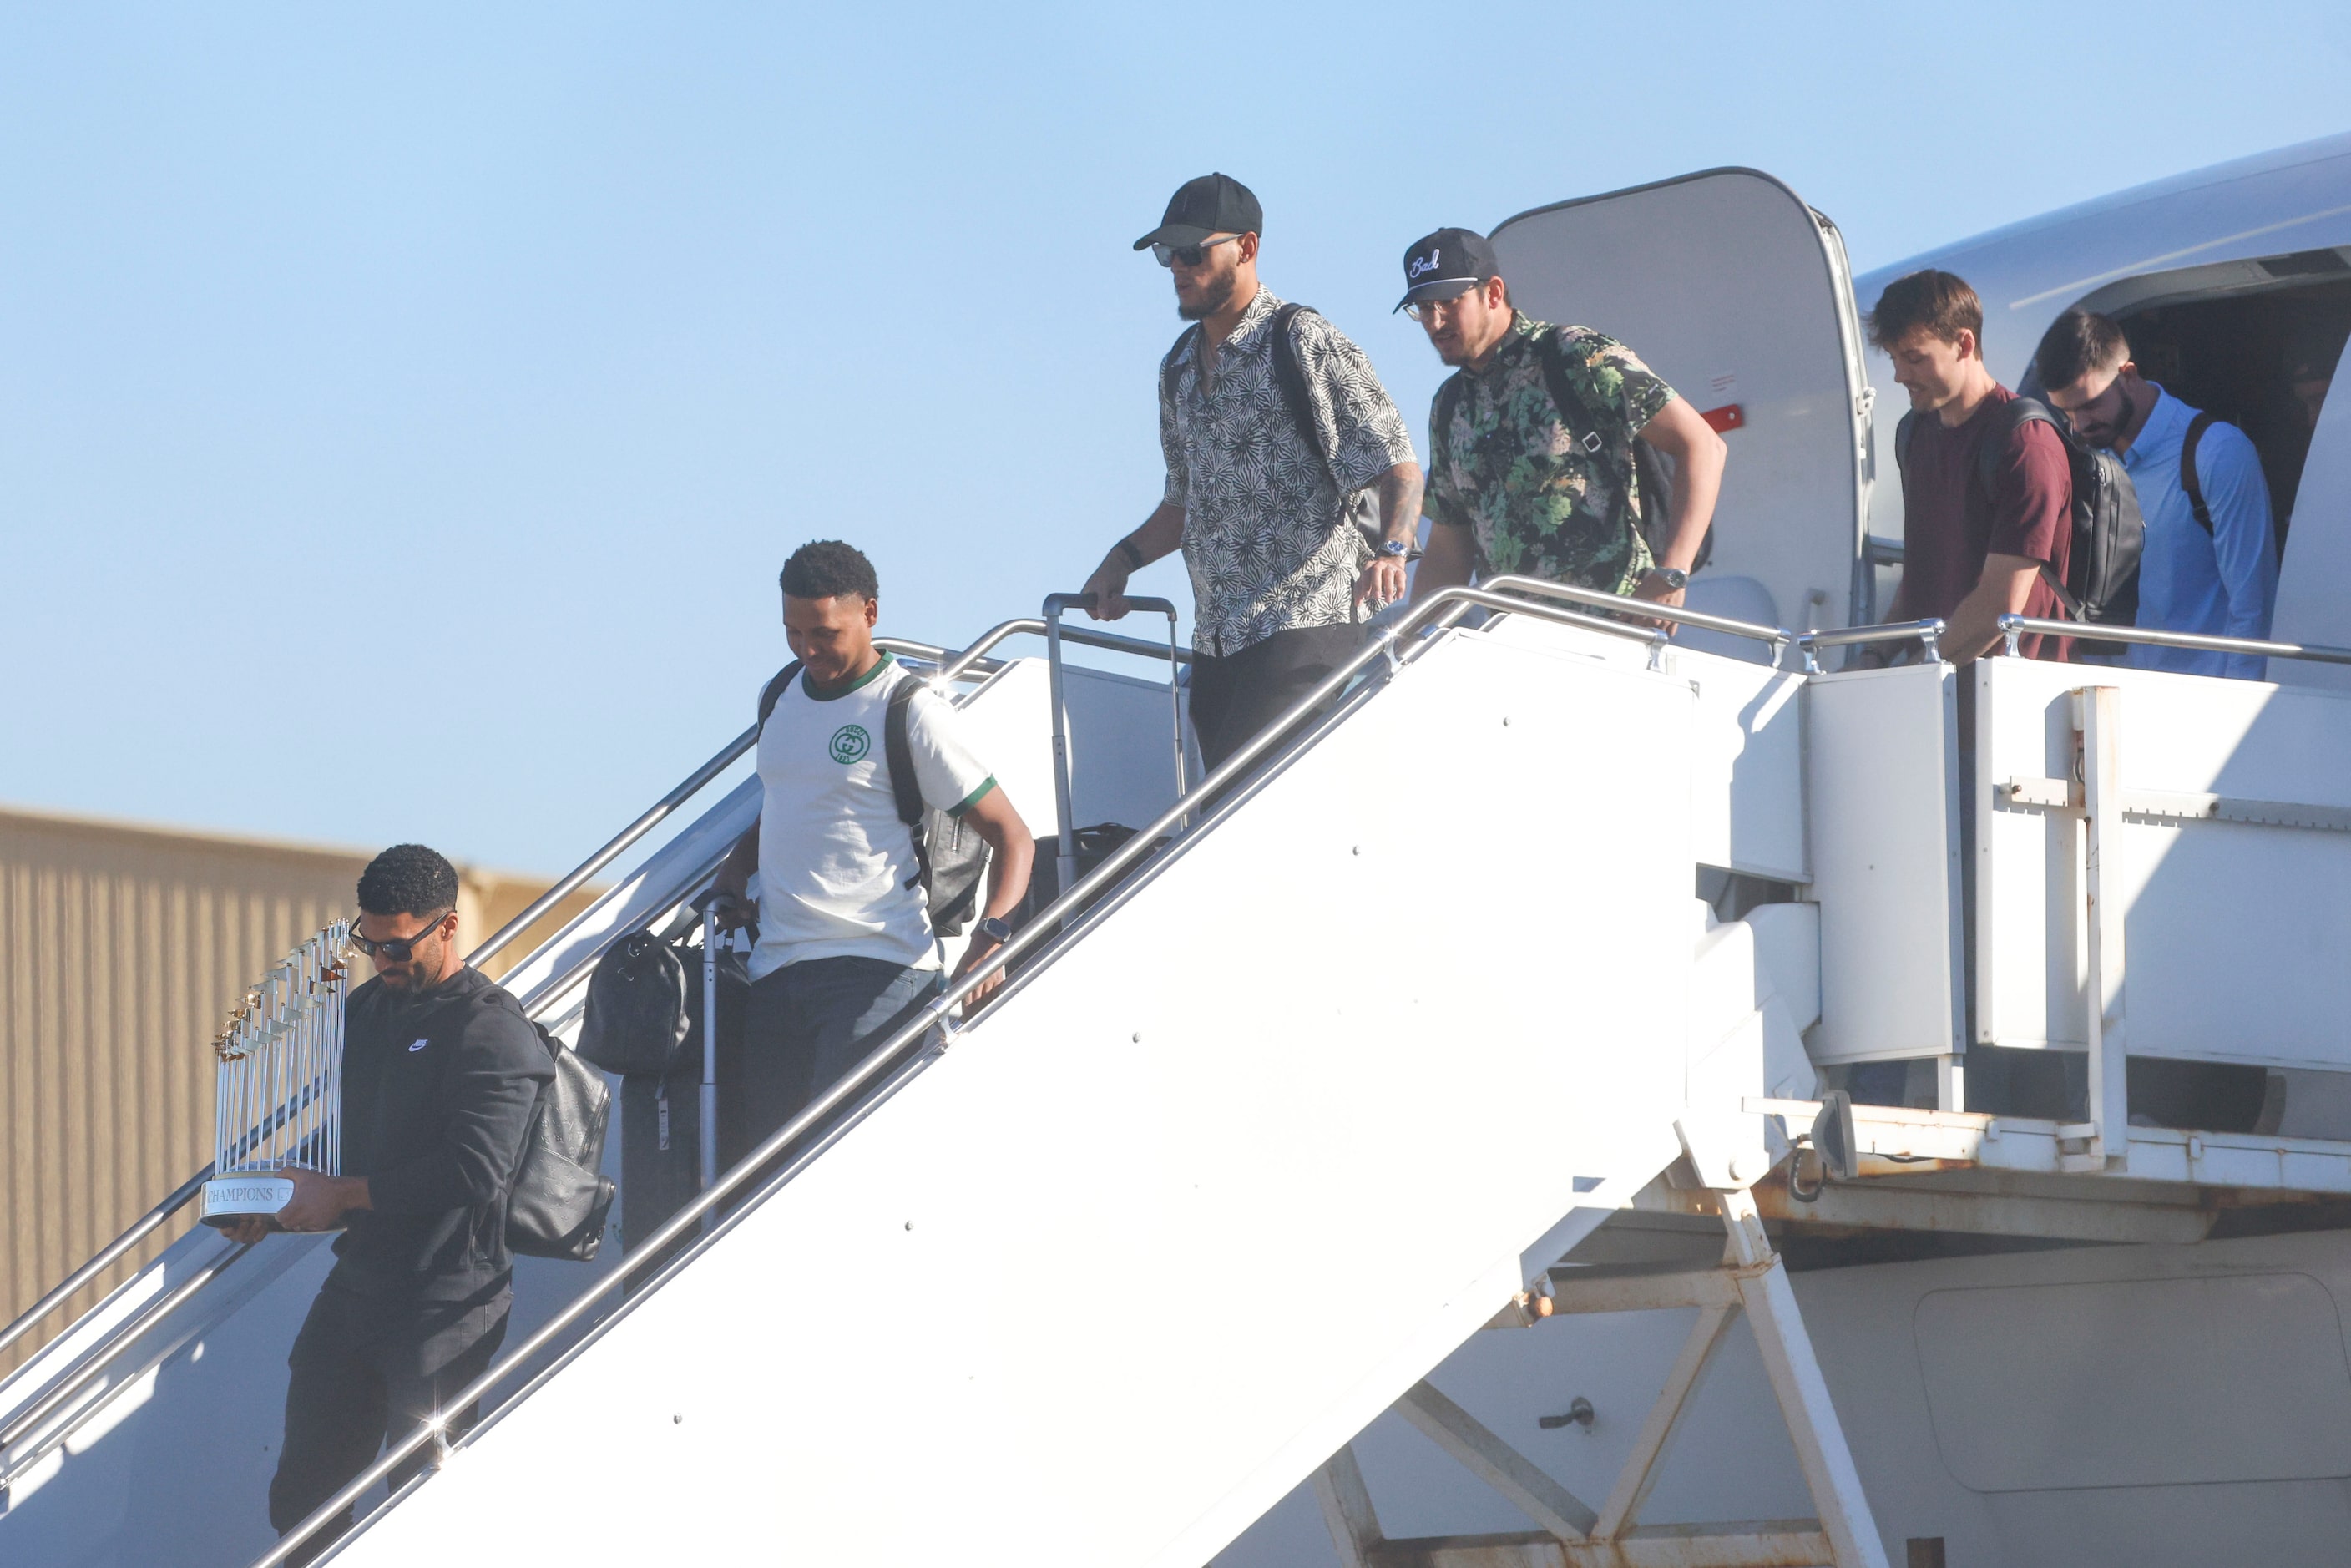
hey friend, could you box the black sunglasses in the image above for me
[1153,233,1242,269]
[349,910,453,961]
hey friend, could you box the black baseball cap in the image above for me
[1397,227,1499,311]
[1135,173,1263,251]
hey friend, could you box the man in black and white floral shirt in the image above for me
[1083,172,1421,770]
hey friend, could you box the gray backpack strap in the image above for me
[1981,397,2089,619]
[2180,411,2217,534]
[882,677,928,893]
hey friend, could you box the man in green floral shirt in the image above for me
[1401,227,1727,617]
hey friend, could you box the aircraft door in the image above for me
[2272,374,2351,690]
[1489,169,1874,633]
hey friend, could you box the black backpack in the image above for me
[1896,397,2143,632]
[1161,303,1393,559]
[506,1020,616,1261]
[1429,327,1707,574]
[757,660,990,937]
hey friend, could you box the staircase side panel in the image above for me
[336,632,1697,1568]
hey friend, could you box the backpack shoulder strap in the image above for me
[1429,369,1467,442]
[1431,369,1469,463]
[1159,323,1203,411]
[1982,398,2087,617]
[1534,327,1610,456]
[1268,303,1324,453]
[882,675,929,893]
[1974,396,2059,494]
[1268,302,1337,479]
[2180,410,2217,534]
[756,660,805,729]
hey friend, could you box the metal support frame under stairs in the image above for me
[1309,1182,1887,1568]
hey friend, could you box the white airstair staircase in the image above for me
[0,583,1886,1568]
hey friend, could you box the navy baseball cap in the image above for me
[1398,227,1499,311]
[1135,173,1263,250]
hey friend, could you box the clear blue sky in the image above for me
[5,2,2347,875]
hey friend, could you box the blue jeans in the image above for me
[725,956,943,1186]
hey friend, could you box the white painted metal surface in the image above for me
[1972,657,2351,1070]
[1471,612,1807,883]
[1914,1272,2351,1491]
[331,629,1700,1568]
[1492,169,1873,635]
[1802,666,1963,1065]
[2273,379,2351,687]
[1686,651,1807,884]
[0,660,1077,1566]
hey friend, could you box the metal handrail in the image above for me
[0,1166,214,1365]
[0,1242,254,1467]
[468,728,762,971]
[0,608,1211,1479]
[1795,619,1949,673]
[0,731,760,1374]
[1476,573,1795,658]
[251,584,1666,1568]
[1995,614,2351,667]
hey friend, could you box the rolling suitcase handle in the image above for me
[1041,591,1186,896]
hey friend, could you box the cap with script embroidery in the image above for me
[1398,227,1499,312]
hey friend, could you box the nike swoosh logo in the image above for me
[408,1039,429,1053]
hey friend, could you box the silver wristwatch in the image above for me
[1378,539,1410,558]
[976,915,1014,946]
[1647,566,1689,590]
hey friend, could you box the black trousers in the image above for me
[1186,622,1364,772]
[268,1282,510,1565]
[720,955,943,1200]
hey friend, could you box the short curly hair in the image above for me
[780,539,878,602]
[356,843,460,918]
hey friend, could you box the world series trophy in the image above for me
[200,922,352,1229]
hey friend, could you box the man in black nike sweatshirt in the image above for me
[230,843,551,1564]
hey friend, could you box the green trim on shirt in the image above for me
[803,650,897,702]
[946,776,997,818]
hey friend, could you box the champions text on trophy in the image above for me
[200,922,351,1229]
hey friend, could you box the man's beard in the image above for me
[1177,273,1236,322]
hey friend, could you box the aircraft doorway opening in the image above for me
[2032,252,2351,550]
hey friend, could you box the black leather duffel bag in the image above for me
[576,929,695,1075]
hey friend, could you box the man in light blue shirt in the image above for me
[2039,310,2278,679]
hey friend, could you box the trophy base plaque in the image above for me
[200,1174,294,1228]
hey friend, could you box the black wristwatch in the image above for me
[1116,539,1146,571]
[975,915,1014,946]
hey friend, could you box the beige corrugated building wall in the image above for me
[0,805,595,1370]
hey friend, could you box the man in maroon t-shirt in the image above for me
[1868,269,2073,661]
